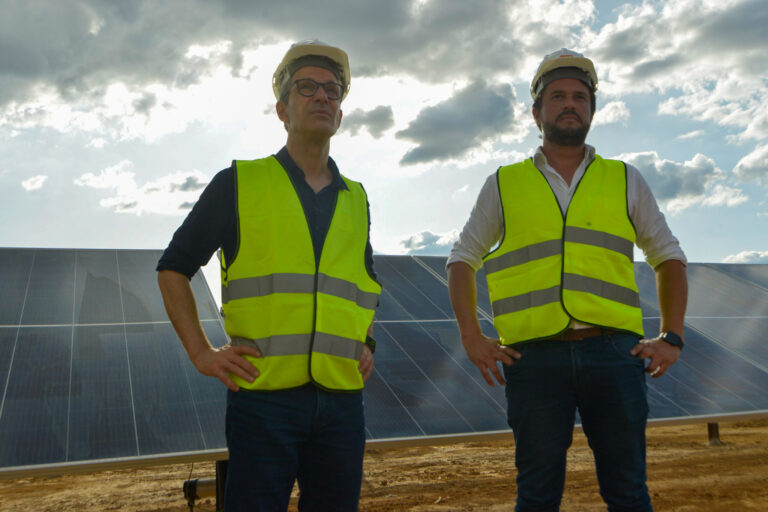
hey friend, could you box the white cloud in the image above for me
[592,101,629,126]
[733,144,768,186]
[452,184,469,198]
[400,230,458,255]
[523,0,594,27]
[87,137,107,148]
[658,86,768,143]
[677,129,704,140]
[700,184,748,207]
[75,160,135,190]
[75,161,210,215]
[21,175,48,191]
[722,250,768,263]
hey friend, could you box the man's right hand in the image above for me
[461,332,520,386]
[191,345,262,391]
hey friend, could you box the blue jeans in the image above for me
[503,333,652,512]
[224,384,365,512]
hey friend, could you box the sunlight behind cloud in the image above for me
[0,0,765,265]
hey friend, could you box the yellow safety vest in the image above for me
[483,155,643,344]
[221,156,381,391]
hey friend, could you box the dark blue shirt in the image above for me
[156,147,376,280]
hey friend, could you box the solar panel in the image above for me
[367,258,768,440]
[0,249,227,476]
[1,249,767,479]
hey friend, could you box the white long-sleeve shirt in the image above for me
[448,145,687,271]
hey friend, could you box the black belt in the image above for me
[546,327,618,341]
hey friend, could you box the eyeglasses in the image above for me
[291,78,345,100]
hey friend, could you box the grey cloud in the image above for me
[0,0,531,109]
[0,1,224,106]
[343,106,394,138]
[693,0,768,52]
[595,0,768,83]
[631,54,683,80]
[179,201,196,210]
[667,0,768,80]
[133,93,157,115]
[223,0,521,80]
[594,26,650,64]
[170,176,208,192]
[396,80,515,165]
[621,152,720,201]
[113,201,138,212]
[400,231,457,255]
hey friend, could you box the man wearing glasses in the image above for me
[157,40,380,511]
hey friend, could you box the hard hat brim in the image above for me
[530,55,597,100]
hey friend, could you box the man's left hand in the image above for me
[631,337,681,378]
[359,344,374,382]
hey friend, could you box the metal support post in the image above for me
[707,422,723,446]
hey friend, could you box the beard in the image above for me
[542,112,590,146]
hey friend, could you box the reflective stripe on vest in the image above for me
[231,332,363,360]
[221,156,381,391]
[484,227,634,276]
[222,273,379,310]
[483,156,643,344]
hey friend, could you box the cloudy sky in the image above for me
[2,0,768,297]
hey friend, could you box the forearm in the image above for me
[447,261,483,338]
[157,269,212,362]
[654,259,688,337]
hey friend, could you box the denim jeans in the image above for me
[224,384,365,512]
[503,332,652,512]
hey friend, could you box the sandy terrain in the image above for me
[1,419,767,511]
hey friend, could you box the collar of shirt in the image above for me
[533,144,596,191]
[274,146,349,192]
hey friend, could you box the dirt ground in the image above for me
[1,420,767,511]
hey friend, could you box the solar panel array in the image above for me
[0,249,228,474]
[1,248,767,478]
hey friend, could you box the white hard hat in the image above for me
[272,40,351,101]
[530,48,598,100]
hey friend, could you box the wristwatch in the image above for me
[365,335,376,354]
[659,331,684,350]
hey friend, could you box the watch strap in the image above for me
[660,331,684,350]
[365,335,376,354]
